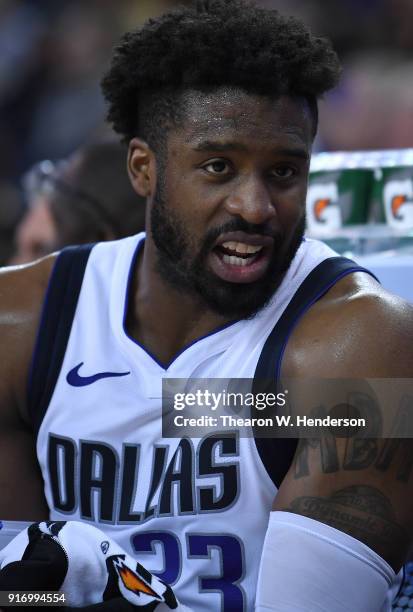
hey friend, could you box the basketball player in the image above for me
[1,1,413,610]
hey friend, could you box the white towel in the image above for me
[0,520,190,610]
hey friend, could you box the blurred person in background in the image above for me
[0,180,25,265]
[10,141,146,264]
[2,0,413,183]
[24,2,116,165]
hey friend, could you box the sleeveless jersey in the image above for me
[29,233,390,611]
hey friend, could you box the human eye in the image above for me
[270,165,297,180]
[201,158,233,176]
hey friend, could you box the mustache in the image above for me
[202,219,281,251]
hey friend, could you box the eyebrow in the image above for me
[193,141,248,153]
[192,141,309,161]
[275,148,310,161]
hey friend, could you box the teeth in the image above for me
[221,241,263,254]
[223,254,253,267]
[246,244,263,254]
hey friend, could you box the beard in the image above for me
[150,186,306,320]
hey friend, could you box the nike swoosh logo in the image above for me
[66,362,131,387]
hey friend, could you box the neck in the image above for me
[125,237,232,366]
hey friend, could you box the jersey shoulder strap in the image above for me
[27,244,94,435]
[252,256,378,488]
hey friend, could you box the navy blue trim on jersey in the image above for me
[252,257,379,489]
[27,244,94,436]
[122,237,243,371]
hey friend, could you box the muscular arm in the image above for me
[276,272,413,571]
[0,257,55,520]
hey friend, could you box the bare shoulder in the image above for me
[0,255,57,423]
[277,272,413,569]
[282,271,413,378]
[0,256,56,519]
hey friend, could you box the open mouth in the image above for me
[215,241,264,267]
[209,233,273,283]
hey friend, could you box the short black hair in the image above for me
[101,0,341,150]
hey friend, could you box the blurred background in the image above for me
[0,0,413,265]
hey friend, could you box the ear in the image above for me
[127,138,155,198]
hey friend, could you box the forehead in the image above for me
[174,87,314,148]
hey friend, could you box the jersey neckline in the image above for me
[119,235,244,372]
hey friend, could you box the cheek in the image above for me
[275,186,306,225]
[164,171,215,226]
[164,164,194,210]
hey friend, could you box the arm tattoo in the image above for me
[294,437,413,482]
[285,485,407,567]
[293,392,413,482]
[375,439,413,482]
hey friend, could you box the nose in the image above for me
[223,174,276,226]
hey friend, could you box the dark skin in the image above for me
[1,90,413,577]
[0,256,53,519]
[127,92,311,362]
[275,272,413,570]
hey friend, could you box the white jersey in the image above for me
[30,233,392,611]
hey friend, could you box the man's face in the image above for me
[149,89,313,319]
